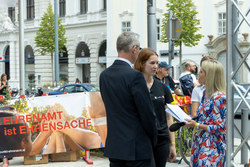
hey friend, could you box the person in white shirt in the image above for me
[191,56,216,117]
[191,85,205,117]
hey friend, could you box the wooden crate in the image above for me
[50,151,81,162]
[24,154,48,165]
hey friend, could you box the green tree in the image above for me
[161,0,203,72]
[35,3,67,82]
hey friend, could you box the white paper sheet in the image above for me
[165,104,191,122]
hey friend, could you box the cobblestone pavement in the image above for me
[4,154,110,167]
[3,155,190,167]
[2,138,249,167]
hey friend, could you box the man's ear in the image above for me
[131,45,137,54]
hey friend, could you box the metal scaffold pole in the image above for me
[226,0,250,166]
[19,0,25,95]
[168,11,173,68]
[54,0,59,87]
[226,0,234,166]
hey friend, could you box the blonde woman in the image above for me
[185,60,226,167]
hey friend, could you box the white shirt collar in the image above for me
[116,57,133,68]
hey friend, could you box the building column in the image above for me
[9,41,17,83]
[86,34,98,85]
[67,41,76,84]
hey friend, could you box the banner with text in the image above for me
[0,92,107,158]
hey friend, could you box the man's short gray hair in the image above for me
[116,32,140,53]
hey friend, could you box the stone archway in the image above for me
[3,45,10,80]
[75,42,91,83]
[205,34,250,83]
[59,46,68,84]
[205,34,227,59]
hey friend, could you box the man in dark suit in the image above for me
[99,32,158,167]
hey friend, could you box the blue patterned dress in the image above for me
[190,91,226,167]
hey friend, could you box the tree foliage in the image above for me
[35,3,66,55]
[3,82,11,101]
[161,0,203,47]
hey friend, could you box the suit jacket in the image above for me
[100,60,158,161]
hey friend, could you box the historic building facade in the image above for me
[0,0,249,91]
[107,0,249,81]
[0,0,107,89]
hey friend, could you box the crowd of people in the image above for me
[99,31,226,167]
[0,31,227,167]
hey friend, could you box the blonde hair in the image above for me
[201,60,226,98]
[200,56,216,66]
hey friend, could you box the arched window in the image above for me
[59,46,68,64]
[4,46,10,80]
[4,46,9,61]
[59,46,68,83]
[25,45,34,64]
[98,41,106,57]
[98,40,106,64]
[76,42,90,58]
[24,45,35,90]
[75,42,90,83]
